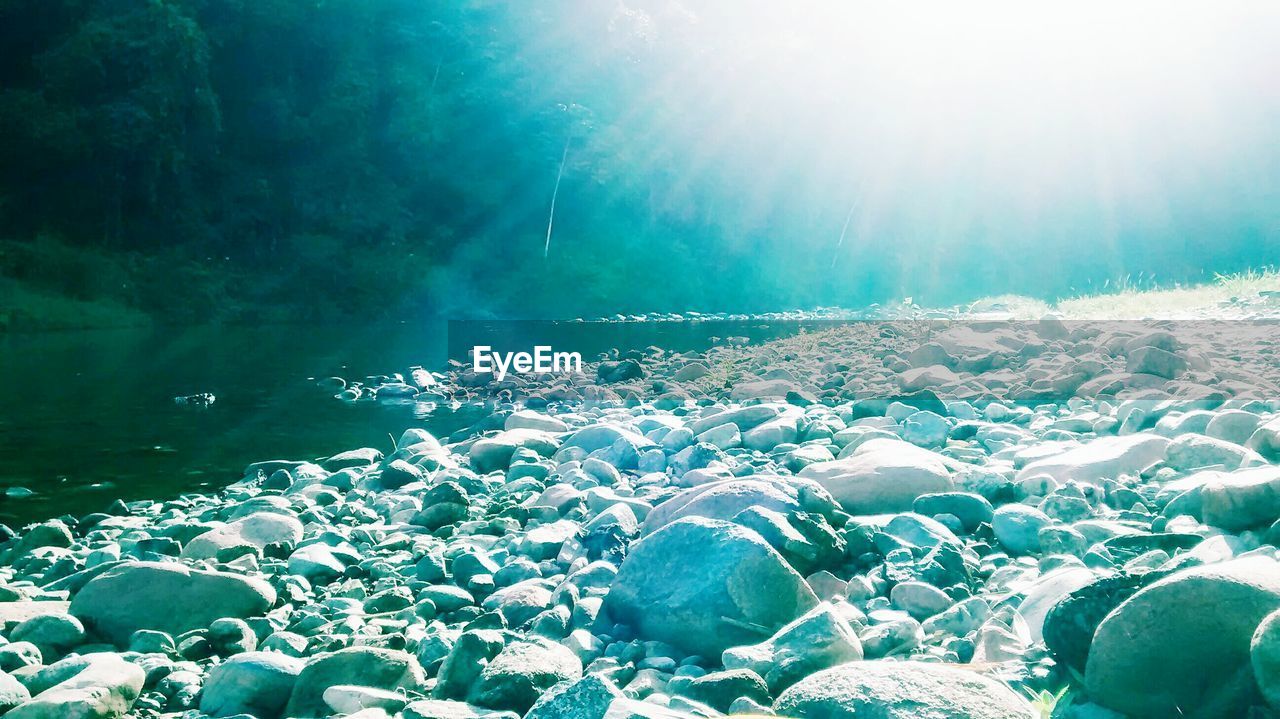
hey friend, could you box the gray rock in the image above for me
[1015,434,1169,485]
[687,404,788,435]
[1206,411,1263,445]
[470,429,559,473]
[1253,608,1280,710]
[798,438,955,513]
[323,447,383,470]
[684,668,770,712]
[7,653,144,719]
[288,542,350,583]
[0,642,42,672]
[695,422,741,449]
[1166,434,1264,472]
[1017,566,1096,644]
[181,511,303,560]
[69,561,275,646]
[1085,557,1280,719]
[466,638,583,713]
[9,613,85,660]
[563,424,652,454]
[992,504,1052,554]
[673,362,710,381]
[642,478,802,534]
[200,651,304,718]
[404,699,519,719]
[913,492,994,532]
[604,517,818,656]
[1248,417,1280,460]
[505,410,570,434]
[380,458,425,488]
[890,581,953,620]
[323,685,409,714]
[1200,466,1280,530]
[774,660,1034,719]
[524,673,620,719]
[0,670,30,714]
[722,602,862,692]
[901,410,949,448]
[1127,346,1187,378]
[285,647,425,718]
[1045,570,1168,674]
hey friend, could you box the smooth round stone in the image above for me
[285,647,425,718]
[775,660,1034,719]
[1254,608,1280,709]
[1086,557,1280,718]
[68,562,276,646]
[323,685,409,714]
[889,581,953,620]
[10,614,85,659]
[0,670,29,714]
[200,651,305,718]
[602,517,818,657]
[913,492,994,532]
[799,439,954,513]
[992,504,1052,554]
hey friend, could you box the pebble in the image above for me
[0,314,1278,718]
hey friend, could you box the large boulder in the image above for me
[1253,608,1280,710]
[562,424,651,454]
[0,671,28,714]
[1247,417,1280,460]
[69,561,276,646]
[466,639,582,713]
[524,674,620,719]
[1085,557,1280,719]
[285,647,425,718]
[181,511,304,560]
[6,653,144,719]
[774,660,1035,719]
[470,429,559,473]
[642,479,802,534]
[1166,434,1265,472]
[1200,467,1280,530]
[722,602,863,692]
[687,404,789,436]
[798,438,954,513]
[200,651,305,718]
[1015,434,1169,485]
[603,517,818,657]
[1128,345,1188,378]
[1017,566,1097,644]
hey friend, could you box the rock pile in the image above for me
[0,317,1278,717]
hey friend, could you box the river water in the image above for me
[0,323,471,526]
[0,317,839,526]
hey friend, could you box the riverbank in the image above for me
[1,292,1280,718]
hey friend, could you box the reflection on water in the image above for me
[0,316,832,526]
[0,323,466,525]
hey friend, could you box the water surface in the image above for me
[0,317,827,526]
[0,323,465,525]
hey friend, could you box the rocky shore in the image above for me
[2,308,1280,718]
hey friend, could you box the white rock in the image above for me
[799,438,954,513]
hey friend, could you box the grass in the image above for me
[972,267,1280,320]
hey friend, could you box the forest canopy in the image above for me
[1,0,1276,325]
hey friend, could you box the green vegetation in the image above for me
[2,2,1276,328]
[972,267,1280,319]
[1026,686,1073,719]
